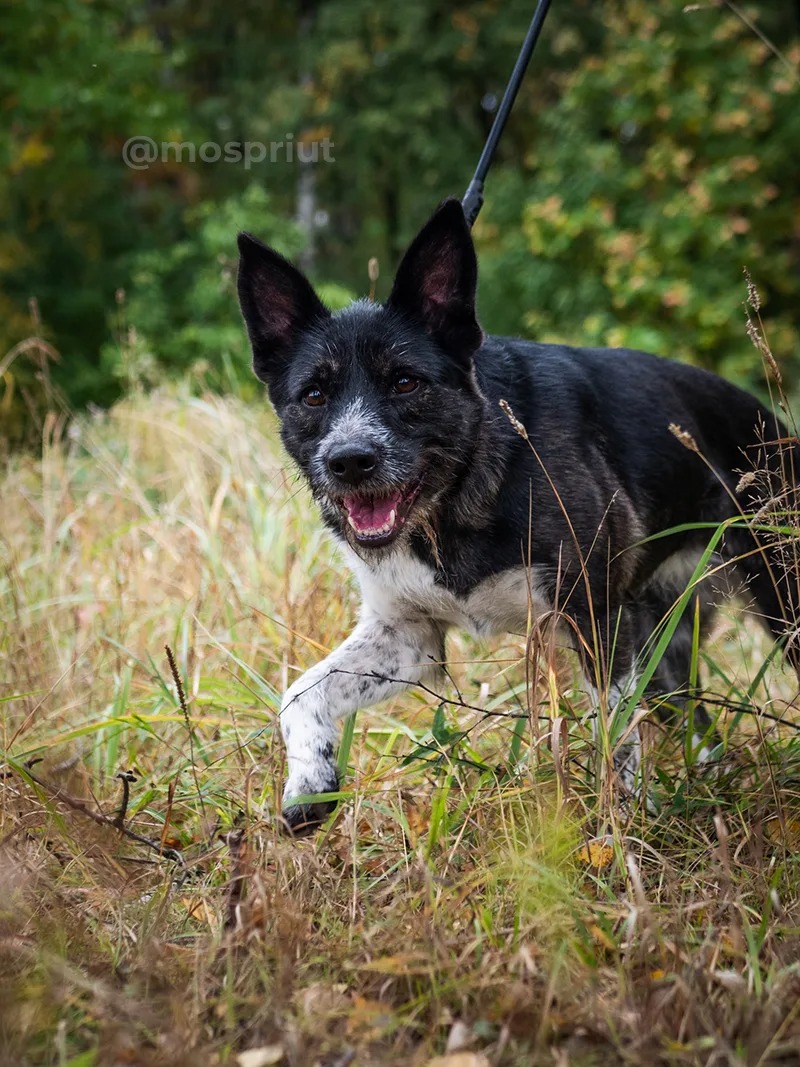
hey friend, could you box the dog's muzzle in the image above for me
[338,480,422,546]
[325,441,380,487]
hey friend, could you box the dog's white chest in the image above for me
[343,547,547,637]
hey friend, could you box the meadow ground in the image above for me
[2,384,800,1067]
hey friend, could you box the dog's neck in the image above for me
[431,380,512,534]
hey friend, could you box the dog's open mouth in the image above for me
[341,482,421,547]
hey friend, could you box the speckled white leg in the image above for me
[588,671,643,798]
[611,674,645,798]
[280,614,443,829]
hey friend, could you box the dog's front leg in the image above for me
[279,614,444,834]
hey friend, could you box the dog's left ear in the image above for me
[388,198,483,359]
[237,233,330,383]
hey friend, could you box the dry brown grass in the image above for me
[3,384,800,1067]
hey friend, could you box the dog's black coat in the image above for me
[238,198,799,833]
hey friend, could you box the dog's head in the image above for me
[237,199,486,553]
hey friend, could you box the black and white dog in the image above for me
[237,198,798,834]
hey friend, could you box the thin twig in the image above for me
[722,0,799,80]
[113,770,138,829]
[15,764,186,869]
[224,823,248,930]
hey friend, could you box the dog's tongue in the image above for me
[344,490,403,533]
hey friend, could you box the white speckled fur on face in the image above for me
[323,397,390,452]
[310,397,392,483]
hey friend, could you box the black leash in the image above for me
[462,0,554,228]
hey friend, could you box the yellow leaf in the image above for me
[403,794,428,844]
[11,135,53,173]
[356,952,434,975]
[579,841,614,869]
[346,995,395,1038]
[181,896,217,928]
[588,923,616,951]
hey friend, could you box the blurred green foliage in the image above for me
[101,185,301,395]
[477,2,800,390]
[1,0,799,428]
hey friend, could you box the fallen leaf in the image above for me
[403,794,429,844]
[710,969,747,992]
[426,1054,490,1067]
[588,923,616,951]
[579,840,614,869]
[355,952,436,975]
[296,982,349,1018]
[345,995,395,1038]
[181,896,218,928]
[237,1046,284,1067]
[445,1020,473,1053]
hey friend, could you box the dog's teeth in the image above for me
[347,506,399,539]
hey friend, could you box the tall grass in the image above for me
[2,378,800,1066]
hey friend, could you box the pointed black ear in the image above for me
[237,233,330,383]
[387,198,482,358]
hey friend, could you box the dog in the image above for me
[237,198,799,834]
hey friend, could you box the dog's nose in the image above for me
[326,443,379,485]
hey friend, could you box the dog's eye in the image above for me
[393,375,419,395]
[302,386,326,407]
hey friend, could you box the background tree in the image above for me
[1,0,189,406]
[476,2,800,390]
[1,0,798,426]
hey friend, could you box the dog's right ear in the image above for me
[237,233,330,383]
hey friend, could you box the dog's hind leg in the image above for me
[279,614,445,835]
[574,591,713,798]
[571,600,646,799]
[724,525,800,682]
[727,434,800,680]
[632,573,721,757]
[599,670,645,799]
